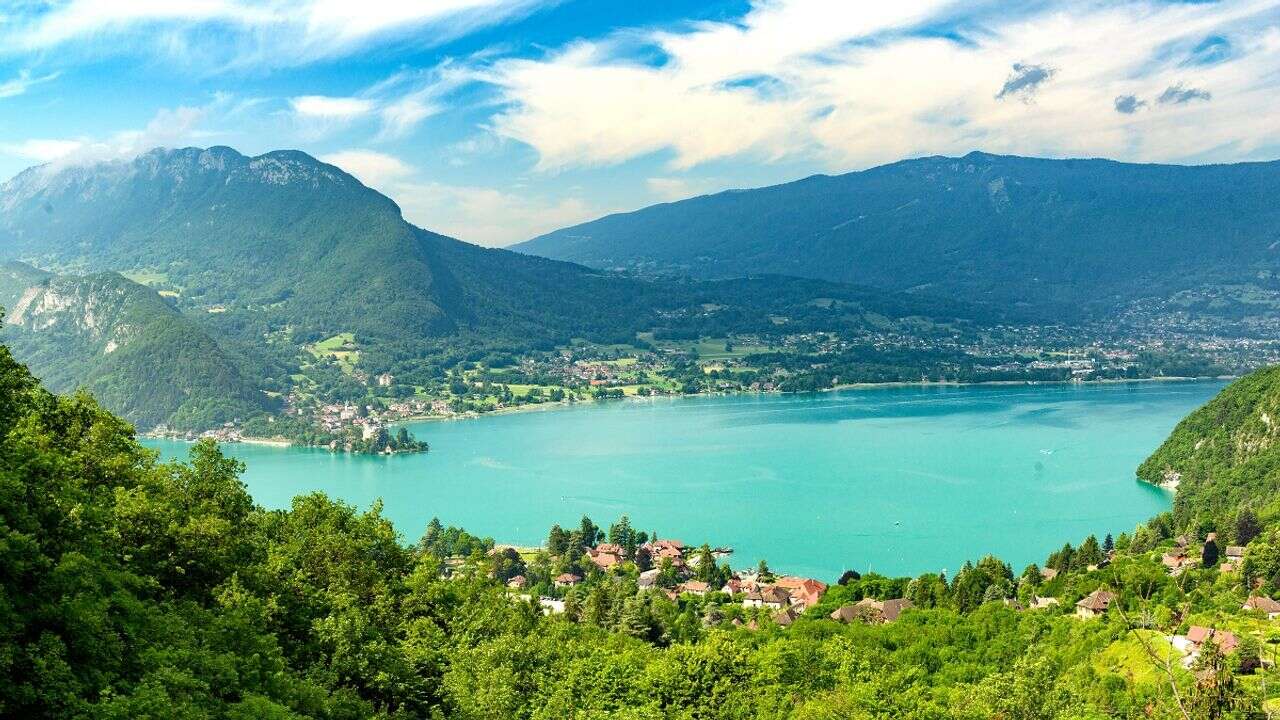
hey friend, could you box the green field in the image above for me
[307,332,360,372]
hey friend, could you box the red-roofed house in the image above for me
[1243,595,1280,618]
[554,573,582,588]
[1075,590,1117,619]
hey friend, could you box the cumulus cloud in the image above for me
[1157,82,1212,105]
[1114,94,1146,114]
[995,63,1056,102]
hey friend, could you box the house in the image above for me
[588,547,624,570]
[831,598,884,623]
[656,546,685,561]
[1162,550,1194,575]
[1075,590,1117,619]
[1039,567,1059,581]
[1186,625,1212,645]
[830,597,913,624]
[772,606,802,627]
[1226,545,1246,560]
[649,539,685,555]
[554,573,582,588]
[506,575,527,590]
[829,604,866,623]
[744,586,790,610]
[1242,595,1280,619]
[881,598,914,622]
[1184,626,1240,659]
[638,569,660,589]
[776,577,827,609]
[721,578,752,595]
[677,581,710,596]
[1030,595,1060,610]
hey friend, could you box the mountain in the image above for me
[0,146,671,346]
[0,147,982,430]
[515,152,1280,319]
[0,261,270,428]
[1139,365,1280,529]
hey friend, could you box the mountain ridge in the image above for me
[514,151,1280,319]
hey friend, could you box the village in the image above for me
[412,512,1280,681]
[156,312,1280,453]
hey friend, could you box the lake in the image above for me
[143,380,1224,580]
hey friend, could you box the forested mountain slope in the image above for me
[1139,365,1280,530]
[516,152,1280,319]
[0,261,271,428]
[0,146,652,345]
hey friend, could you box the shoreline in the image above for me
[148,374,1232,447]
[393,373,1233,427]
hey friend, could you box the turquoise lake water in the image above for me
[143,381,1225,580]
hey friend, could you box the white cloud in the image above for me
[379,96,437,139]
[0,69,59,98]
[397,181,609,246]
[289,95,374,118]
[646,176,720,201]
[1,0,555,69]
[319,149,414,187]
[4,98,221,171]
[1,138,85,162]
[485,0,1280,171]
[319,146,608,245]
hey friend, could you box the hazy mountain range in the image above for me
[516,152,1280,320]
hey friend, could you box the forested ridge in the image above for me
[7,317,1280,718]
[517,152,1280,321]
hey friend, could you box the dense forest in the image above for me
[6,317,1280,718]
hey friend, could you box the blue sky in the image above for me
[1,0,1278,246]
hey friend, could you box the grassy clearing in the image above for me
[1092,630,1188,686]
[121,269,170,286]
[307,333,360,372]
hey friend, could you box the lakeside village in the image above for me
[426,510,1280,673]
[150,315,1280,454]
